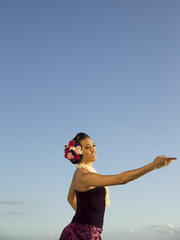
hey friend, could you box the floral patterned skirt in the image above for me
[59,222,103,240]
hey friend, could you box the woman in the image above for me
[59,132,177,240]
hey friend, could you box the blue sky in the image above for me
[0,0,180,239]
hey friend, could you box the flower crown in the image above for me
[64,140,83,164]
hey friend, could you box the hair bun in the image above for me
[69,159,82,165]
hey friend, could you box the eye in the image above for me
[86,144,96,149]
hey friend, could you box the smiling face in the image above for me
[79,137,97,165]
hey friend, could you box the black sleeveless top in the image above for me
[71,186,106,228]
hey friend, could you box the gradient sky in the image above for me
[0,1,180,240]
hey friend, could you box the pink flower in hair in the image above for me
[75,145,82,154]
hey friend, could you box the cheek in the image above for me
[84,150,90,155]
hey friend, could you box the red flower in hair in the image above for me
[74,155,80,160]
[68,140,75,147]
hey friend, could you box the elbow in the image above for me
[122,178,129,184]
[67,197,71,203]
[119,175,128,185]
[122,180,128,184]
[120,179,128,184]
[120,177,129,185]
[119,173,129,185]
[68,195,76,202]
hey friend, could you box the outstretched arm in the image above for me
[79,162,155,187]
[78,155,177,187]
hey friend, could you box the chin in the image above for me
[89,156,97,162]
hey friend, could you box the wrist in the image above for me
[149,162,157,170]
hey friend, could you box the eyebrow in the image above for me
[85,143,95,147]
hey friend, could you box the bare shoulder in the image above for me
[74,168,88,181]
[74,168,95,191]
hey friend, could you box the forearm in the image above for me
[68,198,77,211]
[119,162,155,184]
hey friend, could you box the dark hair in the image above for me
[70,132,90,164]
[73,132,90,147]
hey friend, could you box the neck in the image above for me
[79,161,93,168]
[76,161,97,173]
[76,162,93,168]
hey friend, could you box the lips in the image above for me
[91,154,96,157]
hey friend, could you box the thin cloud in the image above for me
[7,211,29,215]
[102,223,180,240]
[0,200,25,205]
[139,222,180,236]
